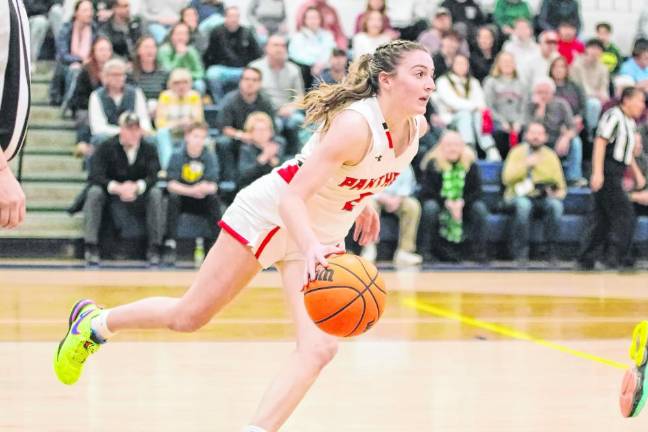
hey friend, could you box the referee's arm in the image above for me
[590,135,608,192]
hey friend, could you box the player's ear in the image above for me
[377,71,393,90]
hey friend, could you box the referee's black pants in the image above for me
[579,160,636,268]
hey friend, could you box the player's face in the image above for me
[386,49,435,116]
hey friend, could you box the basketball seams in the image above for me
[353,255,385,317]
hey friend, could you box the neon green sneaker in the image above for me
[620,321,648,417]
[54,299,102,385]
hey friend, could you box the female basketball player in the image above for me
[0,0,31,229]
[54,39,435,432]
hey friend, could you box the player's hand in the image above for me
[590,172,604,192]
[353,204,380,246]
[303,243,345,287]
[0,166,26,229]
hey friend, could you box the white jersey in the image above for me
[219,97,420,267]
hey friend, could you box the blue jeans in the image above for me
[504,196,563,260]
[561,136,583,183]
[206,65,243,101]
[585,97,602,135]
[156,128,182,170]
[148,23,169,44]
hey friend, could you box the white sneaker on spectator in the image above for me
[394,249,423,266]
[361,244,377,262]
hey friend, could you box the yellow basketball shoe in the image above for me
[53,299,103,385]
[620,321,648,417]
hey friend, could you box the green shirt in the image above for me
[157,43,205,81]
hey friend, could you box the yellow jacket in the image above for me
[502,143,567,200]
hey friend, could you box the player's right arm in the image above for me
[278,110,371,283]
[0,150,26,228]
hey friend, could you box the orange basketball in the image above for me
[303,253,386,337]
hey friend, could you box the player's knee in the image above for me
[168,304,212,333]
[300,338,339,369]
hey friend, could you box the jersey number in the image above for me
[342,192,373,211]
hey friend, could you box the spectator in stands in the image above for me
[537,0,581,33]
[431,31,462,79]
[418,8,468,57]
[360,165,423,266]
[549,56,587,138]
[578,87,646,270]
[525,30,561,90]
[156,68,205,170]
[434,54,501,161]
[204,6,262,101]
[247,0,287,41]
[483,51,525,159]
[97,0,142,59]
[619,39,648,92]
[351,10,394,60]
[570,39,610,137]
[439,0,484,42]
[89,58,152,147]
[493,0,532,36]
[237,112,283,189]
[295,0,347,50]
[249,34,305,157]
[26,0,65,68]
[131,36,169,116]
[525,77,584,185]
[288,6,336,89]
[470,25,499,83]
[164,121,221,264]
[157,22,206,95]
[501,121,566,263]
[140,0,185,44]
[354,0,392,35]
[70,36,113,159]
[51,0,97,109]
[316,48,348,85]
[83,111,163,265]
[556,21,584,65]
[215,67,276,188]
[596,22,623,75]
[180,6,208,54]
[417,130,488,263]
[503,19,540,91]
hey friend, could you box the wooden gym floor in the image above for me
[2,268,648,431]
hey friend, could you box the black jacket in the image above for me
[89,135,160,192]
[98,17,143,58]
[203,24,261,68]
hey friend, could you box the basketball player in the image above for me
[54,40,435,432]
[0,0,31,229]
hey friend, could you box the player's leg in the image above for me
[54,230,262,384]
[620,321,648,417]
[246,259,338,432]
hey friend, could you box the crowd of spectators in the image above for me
[23,0,648,268]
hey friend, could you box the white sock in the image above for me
[242,426,267,432]
[90,309,116,343]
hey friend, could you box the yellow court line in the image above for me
[401,297,628,370]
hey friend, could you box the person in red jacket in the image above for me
[557,20,584,65]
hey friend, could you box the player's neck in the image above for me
[376,95,409,132]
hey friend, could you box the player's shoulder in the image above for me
[318,109,372,164]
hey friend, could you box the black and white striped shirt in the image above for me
[596,106,637,166]
[0,0,31,162]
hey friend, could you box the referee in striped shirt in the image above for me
[0,0,31,229]
[578,87,646,270]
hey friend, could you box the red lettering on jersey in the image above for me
[338,177,358,188]
[376,175,386,187]
[385,172,400,186]
[277,164,300,183]
[342,192,373,211]
[350,179,367,190]
[366,178,376,189]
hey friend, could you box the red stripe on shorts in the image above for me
[255,226,280,259]
[218,220,249,246]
